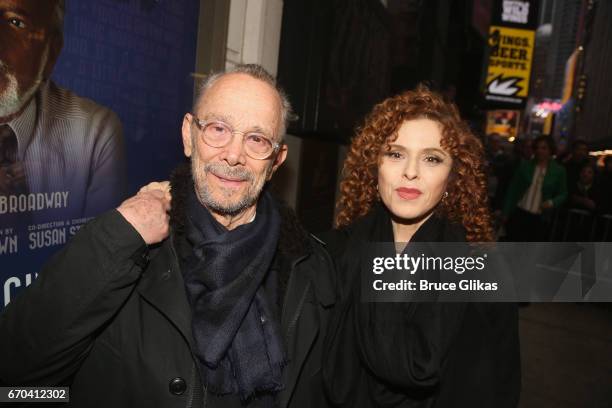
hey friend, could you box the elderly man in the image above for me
[0,64,336,408]
[0,0,125,221]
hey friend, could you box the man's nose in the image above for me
[219,132,247,166]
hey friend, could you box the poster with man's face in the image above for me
[1,0,199,308]
[1,1,59,117]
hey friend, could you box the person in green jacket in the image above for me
[502,135,567,241]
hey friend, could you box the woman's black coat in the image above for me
[321,205,521,408]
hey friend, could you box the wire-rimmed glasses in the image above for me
[189,114,280,160]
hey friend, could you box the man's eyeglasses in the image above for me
[189,114,281,160]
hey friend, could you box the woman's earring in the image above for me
[443,191,449,199]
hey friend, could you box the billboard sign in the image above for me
[484,0,539,107]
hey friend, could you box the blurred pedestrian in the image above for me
[492,137,532,212]
[563,140,590,192]
[565,163,602,240]
[503,136,567,241]
[568,163,601,214]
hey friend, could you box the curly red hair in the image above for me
[335,85,494,242]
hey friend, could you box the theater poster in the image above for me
[1,0,199,308]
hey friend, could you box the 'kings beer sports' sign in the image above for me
[484,0,538,107]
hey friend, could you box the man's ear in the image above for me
[267,144,288,180]
[43,34,63,80]
[181,114,194,158]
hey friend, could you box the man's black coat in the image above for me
[0,200,336,408]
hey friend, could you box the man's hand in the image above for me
[117,181,172,245]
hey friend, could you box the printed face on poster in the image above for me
[0,0,199,308]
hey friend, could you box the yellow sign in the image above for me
[485,25,535,102]
[486,110,520,139]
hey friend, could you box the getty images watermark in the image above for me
[360,242,612,302]
[372,253,497,292]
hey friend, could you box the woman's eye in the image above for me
[424,155,442,164]
[385,151,403,160]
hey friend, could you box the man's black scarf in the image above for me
[179,185,286,401]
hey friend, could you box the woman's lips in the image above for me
[396,187,422,200]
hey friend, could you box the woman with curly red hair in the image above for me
[322,86,520,407]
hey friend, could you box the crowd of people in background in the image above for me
[486,135,612,242]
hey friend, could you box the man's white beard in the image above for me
[0,66,21,119]
[0,48,49,120]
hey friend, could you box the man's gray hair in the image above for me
[194,64,293,138]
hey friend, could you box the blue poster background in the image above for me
[1,0,199,308]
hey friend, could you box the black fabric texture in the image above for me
[322,203,521,408]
